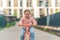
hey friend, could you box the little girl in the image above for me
[18,9,37,40]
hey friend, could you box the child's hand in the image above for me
[23,23,32,27]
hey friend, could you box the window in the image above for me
[39,0,48,7]
[7,0,11,7]
[31,9,34,17]
[27,0,32,7]
[50,9,53,15]
[46,8,49,15]
[55,9,60,13]
[55,0,60,7]
[20,9,23,17]
[39,1,43,6]
[40,8,45,17]
[20,0,22,7]
[9,0,11,6]
[14,0,18,7]
[46,1,48,7]
[46,0,48,7]
[9,9,11,15]
[14,9,17,16]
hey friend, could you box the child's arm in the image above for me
[18,17,23,26]
[32,18,37,27]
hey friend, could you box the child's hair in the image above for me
[24,9,31,13]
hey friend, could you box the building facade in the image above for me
[0,0,60,18]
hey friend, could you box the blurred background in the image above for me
[0,0,60,27]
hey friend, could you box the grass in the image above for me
[16,18,20,22]
[6,22,16,28]
[35,27,57,35]
[43,28,56,35]
[0,26,5,30]
[43,28,49,31]
[49,32,56,35]
[0,27,3,30]
[0,22,16,30]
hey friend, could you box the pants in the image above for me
[20,27,35,40]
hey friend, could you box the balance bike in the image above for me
[24,24,30,40]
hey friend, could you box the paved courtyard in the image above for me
[0,25,60,40]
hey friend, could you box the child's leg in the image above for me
[20,28,25,40]
[30,27,35,40]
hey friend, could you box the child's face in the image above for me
[24,11,30,18]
